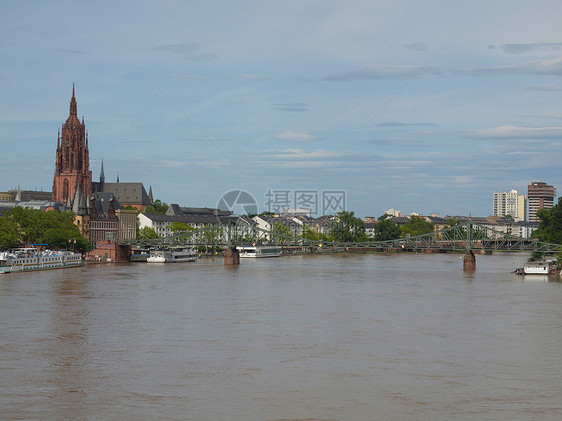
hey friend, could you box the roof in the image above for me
[142,212,242,225]
[102,182,151,206]
[166,204,233,217]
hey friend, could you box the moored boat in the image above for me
[0,248,82,274]
[146,247,197,263]
[236,245,282,258]
[130,247,150,262]
[521,259,559,275]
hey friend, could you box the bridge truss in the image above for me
[119,221,560,253]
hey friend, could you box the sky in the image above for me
[1,0,562,218]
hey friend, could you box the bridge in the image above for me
[119,221,561,254]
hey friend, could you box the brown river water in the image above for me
[1,253,561,420]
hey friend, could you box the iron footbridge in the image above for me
[119,221,561,253]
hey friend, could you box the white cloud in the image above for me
[324,63,441,81]
[526,84,562,91]
[458,57,562,76]
[235,74,269,81]
[467,125,562,139]
[273,131,317,142]
[265,148,333,159]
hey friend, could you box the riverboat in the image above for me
[0,248,82,274]
[236,245,282,258]
[130,247,150,262]
[522,259,558,275]
[146,247,197,263]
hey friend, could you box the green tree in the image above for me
[534,197,562,244]
[138,226,160,239]
[169,221,195,234]
[0,217,18,249]
[401,215,435,237]
[329,211,368,242]
[271,221,292,244]
[374,214,401,241]
[300,225,329,243]
[145,199,168,214]
[4,207,92,251]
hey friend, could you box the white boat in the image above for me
[523,260,556,275]
[0,248,82,274]
[236,245,282,258]
[147,247,197,263]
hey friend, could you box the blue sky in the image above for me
[1,0,562,218]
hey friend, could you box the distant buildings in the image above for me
[528,182,556,222]
[493,189,526,221]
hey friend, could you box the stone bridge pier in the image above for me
[463,250,476,270]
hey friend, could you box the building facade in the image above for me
[52,84,92,204]
[528,182,556,222]
[493,189,527,221]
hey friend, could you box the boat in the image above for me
[236,245,282,258]
[130,247,150,262]
[522,259,558,275]
[146,247,197,263]
[0,247,82,274]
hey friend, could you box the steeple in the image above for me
[100,159,105,184]
[148,185,153,203]
[53,84,92,203]
[69,83,77,117]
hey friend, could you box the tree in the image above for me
[400,215,435,237]
[329,211,368,242]
[3,207,92,252]
[374,214,401,241]
[271,221,292,244]
[534,197,562,244]
[169,221,195,234]
[138,226,160,239]
[145,199,168,214]
[0,217,18,249]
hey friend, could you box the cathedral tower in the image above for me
[52,84,92,203]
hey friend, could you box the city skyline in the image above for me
[2,1,562,218]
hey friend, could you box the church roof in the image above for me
[101,182,151,206]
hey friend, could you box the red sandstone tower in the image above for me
[52,84,92,203]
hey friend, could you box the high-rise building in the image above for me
[493,189,527,221]
[52,84,92,203]
[528,182,556,222]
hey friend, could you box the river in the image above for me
[1,253,561,420]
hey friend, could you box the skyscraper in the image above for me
[493,189,527,221]
[528,182,556,222]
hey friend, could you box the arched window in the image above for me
[63,179,69,200]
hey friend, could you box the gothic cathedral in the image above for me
[52,84,92,204]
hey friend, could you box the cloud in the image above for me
[58,49,89,55]
[273,131,317,142]
[153,43,199,53]
[458,57,562,76]
[376,121,437,127]
[172,75,207,81]
[499,43,562,54]
[235,74,269,81]
[190,54,218,62]
[323,63,441,81]
[404,42,428,51]
[273,103,309,112]
[537,113,562,119]
[525,84,562,91]
[467,125,562,139]
[264,148,333,159]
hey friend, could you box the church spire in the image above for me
[100,159,105,184]
[69,83,77,116]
